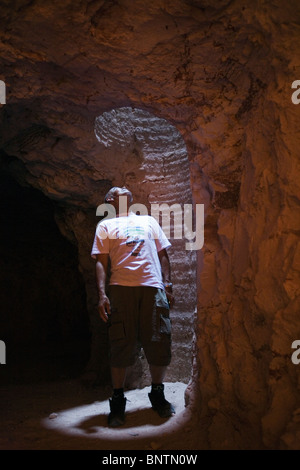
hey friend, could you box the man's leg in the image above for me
[107,286,134,427]
[111,366,127,389]
[141,288,175,418]
[149,365,167,383]
[108,367,127,427]
[148,364,175,418]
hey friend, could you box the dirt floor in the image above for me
[0,375,201,451]
[0,335,206,452]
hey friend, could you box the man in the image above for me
[91,186,175,427]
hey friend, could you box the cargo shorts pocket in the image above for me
[160,314,171,335]
[108,309,125,342]
[152,289,172,340]
[155,289,170,310]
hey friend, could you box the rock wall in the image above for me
[0,0,299,449]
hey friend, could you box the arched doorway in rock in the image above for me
[94,107,197,387]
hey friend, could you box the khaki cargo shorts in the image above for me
[107,285,172,368]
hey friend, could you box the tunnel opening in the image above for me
[0,172,91,384]
[94,107,197,387]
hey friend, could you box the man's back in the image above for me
[91,213,171,288]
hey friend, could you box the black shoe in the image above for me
[108,395,127,427]
[148,387,175,418]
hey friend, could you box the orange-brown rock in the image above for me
[0,0,299,450]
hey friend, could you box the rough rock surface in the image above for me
[0,0,300,450]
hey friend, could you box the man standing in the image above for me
[91,187,175,427]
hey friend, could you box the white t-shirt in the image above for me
[91,212,171,288]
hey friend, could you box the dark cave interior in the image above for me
[0,172,91,384]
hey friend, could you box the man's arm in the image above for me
[95,253,111,322]
[158,248,175,308]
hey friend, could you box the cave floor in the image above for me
[0,378,201,451]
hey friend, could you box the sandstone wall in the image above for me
[0,0,299,449]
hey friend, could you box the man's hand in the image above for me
[158,249,174,309]
[98,294,111,322]
[95,254,110,322]
[165,288,175,309]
